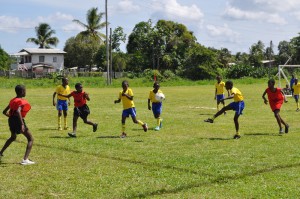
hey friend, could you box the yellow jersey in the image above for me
[148,89,163,103]
[56,85,70,100]
[292,83,300,95]
[119,88,135,109]
[230,87,243,102]
[215,81,225,95]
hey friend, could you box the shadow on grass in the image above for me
[208,137,232,140]
[97,135,120,139]
[245,133,281,136]
[38,128,58,131]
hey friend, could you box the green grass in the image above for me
[1,80,300,198]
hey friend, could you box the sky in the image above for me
[1,0,300,55]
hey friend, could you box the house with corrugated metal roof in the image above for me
[10,48,66,77]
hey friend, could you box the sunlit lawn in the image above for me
[1,81,300,198]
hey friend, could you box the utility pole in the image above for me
[268,40,273,79]
[105,0,110,85]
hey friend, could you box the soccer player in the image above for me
[204,80,245,139]
[59,83,98,138]
[53,77,71,130]
[114,80,148,138]
[215,75,227,113]
[292,78,300,111]
[148,82,163,131]
[0,85,35,165]
[262,79,289,134]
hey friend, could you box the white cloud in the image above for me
[114,0,140,14]
[206,24,239,42]
[223,5,287,25]
[36,12,74,24]
[0,16,35,33]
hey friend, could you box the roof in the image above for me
[19,48,66,54]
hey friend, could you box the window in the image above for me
[39,56,45,62]
[53,57,57,62]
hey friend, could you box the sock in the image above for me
[122,124,125,132]
[217,104,220,111]
[58,116,61,128]
[157,118,161,126]
[137,120,144,126]
[64,117,67,128]
[236,132,240,135]
[297,102,299,109]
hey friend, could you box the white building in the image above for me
[11,48,66,77]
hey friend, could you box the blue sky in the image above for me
[1,0,300,54]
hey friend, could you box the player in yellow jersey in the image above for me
[53,77,71,130]
[215,76,227,114]
[148,82,163,131]
[204,80,245,139]
[292,78,300,111]
[114,80,148,138]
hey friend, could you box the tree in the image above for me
[0,46,11,70]
[249,40,265,67]
[26,23,59,48]
[111,26,126,52]
[73,7,106,44]
[277,40,292,64]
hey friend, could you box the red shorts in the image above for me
[269,100,283,112]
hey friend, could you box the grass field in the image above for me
[1,81,300,198]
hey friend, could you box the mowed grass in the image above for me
[1,82,300,198]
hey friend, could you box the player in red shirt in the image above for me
[0,85,35,165]
[262,79,289,134]
[59,83,98,138]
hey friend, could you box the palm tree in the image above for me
[26,23,59,49]
[72,7,106,43]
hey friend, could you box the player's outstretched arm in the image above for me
[262,90,268,104]
[2,105,10,117]
[114,99,121,104]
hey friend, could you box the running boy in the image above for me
[262,79,289,134]
[292,78,300,111]
[204,80,245,139]
[215,76,226,112]
[148,82,163,131]
[53,77,71,130]
[59,83,98,138]
[114,80,148,138]
[0,85,35,165]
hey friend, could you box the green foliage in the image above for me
[226,64,276,79]
[0,46,11,70]
[26,23,59,48]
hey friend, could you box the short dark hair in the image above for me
[15,85,25,95]
[122,80,129,86]
[268,79,275,85]
[153,81,160,88]
[75,83,82,89]
[225,80,233,87]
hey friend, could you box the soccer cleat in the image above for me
[142,123,148,132]
[159,119,163,129]
[285,125,289,133]
[20,159,35,165]
[279,128,284,134]
[64,127,69,130]
[93,123,98,132]
[296,108,300,112]
[68,132,77,138]
[154,126,160,131]
[58,127,62,131]
[120,132,127,138]
[204,118,214,123]
[233,134,241,139]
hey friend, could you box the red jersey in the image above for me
[9,97,31,118]
[71,91,87,107]
[265,88,284,111]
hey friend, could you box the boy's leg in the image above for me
[22,129,34,161]
[274,110,289,133]
[121,116,127,137]
[234,113,240,135]
[58,110,62,130]
[63,110,68,129]
[214,105,232,118]
[132,116,148,132]
[0,133,17,156]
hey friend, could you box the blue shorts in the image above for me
[229,101,245,115]
[122,107,137,118]
[152,102,162,116]
[57,100,68,111]
[216,94,225,102]
[294,95,299,100]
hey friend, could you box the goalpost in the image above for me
[278,64,300,96]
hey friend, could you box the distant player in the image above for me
[204,80,245,139]
[59,83,98,138]
[0,85,35,165]
[114,80,148,138]
[214,76,227,114]
[290,74,295,95]
[148,82,163,131]
[53,77,71,130]
[292,78,300,111]
[262,79,289,134]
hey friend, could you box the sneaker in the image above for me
[204,118,214,123]
[296,108,300,112]
[20,159,35,165]
[58,127,62,131]
[142,123,148,132]
[120,132,127,138]
[224,111,227,115]
[93,123,98,132]
[154,126,160,131]
[233,134,241,139]
[64,127,69,130]
[159,119,163,129]
[68,132,77,138]
[285,125,289,133]
[279,128,284,134]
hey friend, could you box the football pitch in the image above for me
[1,83,300,198]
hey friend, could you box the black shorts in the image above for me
[8,116,27,134]
[74,104,90,120]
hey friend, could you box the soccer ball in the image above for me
[155,92,165,102]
